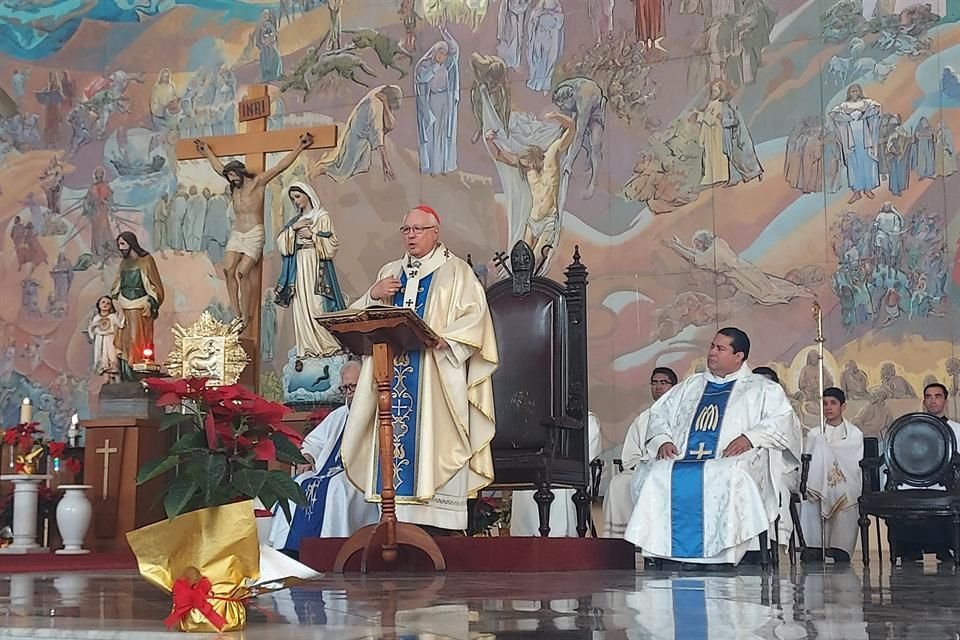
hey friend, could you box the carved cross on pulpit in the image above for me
[96,439,118,501]
[174,85,338,389]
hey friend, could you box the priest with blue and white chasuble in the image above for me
[624,328,801,564]
[341,204,499,531]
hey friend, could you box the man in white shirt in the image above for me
[269,360,378,555]
[624,328,801,565]
[602,367,677,538]
[800,387,864,563]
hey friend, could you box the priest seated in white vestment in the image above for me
[800,387,864,563]
[602,368,677,538]
[341,204,499,532]
[269,361,379,554]
[624,328,801,565]
[510,412,603,536]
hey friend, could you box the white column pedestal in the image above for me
[0,474,51,554]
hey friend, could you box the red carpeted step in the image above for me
[2,550,138,574]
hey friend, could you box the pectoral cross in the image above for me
[96,439,118,501]
[689,442,713,461]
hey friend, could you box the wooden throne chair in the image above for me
[481,241,592,537]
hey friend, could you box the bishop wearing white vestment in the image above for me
[603,367,677,538]
[800,387,864,561]
[342,205,499,531]
[511,412,602,537]
[624,328,801,564]
[269,361,378,552]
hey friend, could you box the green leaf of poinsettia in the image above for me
[185,452,227,505]
[270,432,307,465]
[231,468,268,499]
[159,412,195,431]
[136,456,179,485]
[169,431,207,455]
[164,475,199,519]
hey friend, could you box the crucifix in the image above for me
[96,439,118,501]
[175,85,338,389]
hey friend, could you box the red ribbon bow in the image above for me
[165,576,228,631]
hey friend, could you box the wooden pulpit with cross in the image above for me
[174,85,338,389]
[81,417,173,552]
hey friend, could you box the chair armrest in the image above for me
[541,416,583,430]
[799,453,812,496]
[860,455,884,494]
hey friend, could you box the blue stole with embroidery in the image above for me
[374,271,435,498]
[284,429,346,552]
[669,379,736,558]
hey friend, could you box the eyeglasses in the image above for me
[399,225,437,235]
[339,383,357,394]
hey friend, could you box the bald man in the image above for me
[342,205,500,532]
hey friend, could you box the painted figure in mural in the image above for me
[935,121,957,177]
[886,120,912,196]
[470,54,510,144]
[82,167,117,261]
[422,0,490,28]
[667,230,814,305]
[152,194,168,252]
[415,25,460,175]
[496,0,530,68]
[735,0,776,86]
[38,155,63,216]
[149,68,179,130]
[345,29,415,78]
[37,71,64,148]
[587,0,615,45]
[342,204,498,531]
[203,187,230,265]
[312,85,402,182]
[194,132,314,327]
[67,106,93,156]
[255,9,283,82]
[840,360,870,400]
[632,0,664,51]
[799,350,835,409]
[873,201,904,267]
[914,117,935,179]
[485,112,574,270]
[184,186,206,252]
[697,80,762,187]
[11,69,27,108]
[399,0,419,52]
[829,84,881,204]
[880,362,916,398]
[261,289,277,363]
[527,0,564,93]
[50,252,73,308]
[10,216,44,274]
[167,186,187,253]
[111,232,164,379]
[552,78,605,199]
[213,64,237,136]
[274,181,346,365]
[88,295,123,383]
[327,0,344,50]
[941,66,960,100]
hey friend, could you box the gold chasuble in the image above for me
[341,244,499,530]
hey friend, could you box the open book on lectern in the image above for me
[317,305,441,355]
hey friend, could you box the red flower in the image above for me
[203,413,218,449]
[144,377,209,406]
[2,428,17,445]
[17,435,34,449]
[48,441,66,459]
[252,437,276,462]
[14,462,24,473]
[65,457,82,474]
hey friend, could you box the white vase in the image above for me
[55,485,92,555]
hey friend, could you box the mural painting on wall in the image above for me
[2,0,960,449]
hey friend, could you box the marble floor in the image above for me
[1,559,959,639]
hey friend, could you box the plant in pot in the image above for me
[136,377,308,520]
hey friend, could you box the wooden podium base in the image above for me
[334,521,446,573]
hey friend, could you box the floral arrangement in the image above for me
[137,377,308,520]
[469,495,511,536]
[3,422,82,475]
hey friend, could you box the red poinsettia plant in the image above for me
[2,423,82,475]
[136,377,308,520]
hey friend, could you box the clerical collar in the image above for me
[705,363,750,384]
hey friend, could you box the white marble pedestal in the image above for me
[0,474,51,554]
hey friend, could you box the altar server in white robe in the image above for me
[510,412,603,537]
[800,387,863,562]
[602,367,677,538]
[624,328,801,564]
[342,204,499,531]
[269,361,378,552]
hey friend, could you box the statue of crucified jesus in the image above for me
[194,132,313,328]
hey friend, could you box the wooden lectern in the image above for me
[81,418,173,552]
[318,306,446,572]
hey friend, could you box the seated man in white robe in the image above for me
[269,360,378,554]
[800,387,864,563]
[624,327,801,565]
[602,367,677,538]
[510,412,602,537]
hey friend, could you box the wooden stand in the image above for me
[320,308,446,572]
[81,418,173,552]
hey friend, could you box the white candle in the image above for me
[19,398,31,424]
[67,414,80,447]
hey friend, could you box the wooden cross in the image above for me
[689,442,713,461]
[96,439,118,501]
[174,85,338,389]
